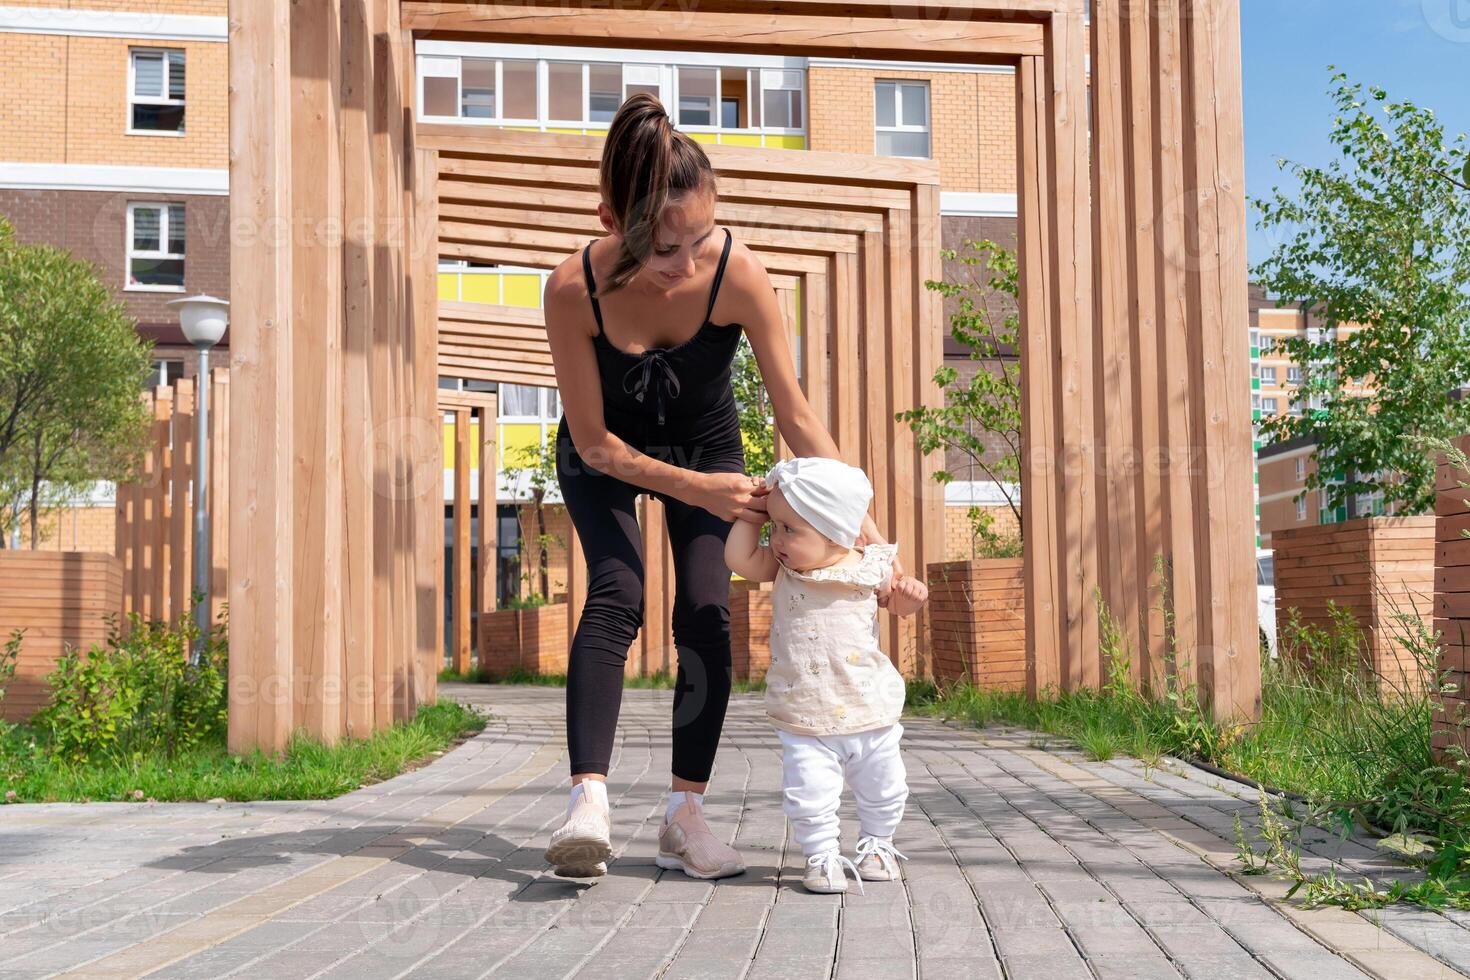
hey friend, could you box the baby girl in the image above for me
[724,456,928,894]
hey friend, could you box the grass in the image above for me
[909,598,1470,911]
[0,698,488,805]
[439,665,768,694]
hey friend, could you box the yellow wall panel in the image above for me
[689,132,719,144]
[499,423,543,467]
[502,274,544,308]
[460,274,502,304]
[720,133,763,147]
[441,420,483,469]
[437,272,460,301]
[764,134,807,150]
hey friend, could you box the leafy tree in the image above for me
[1253,72,1470,516]
[899,238,1022,558]
[731,334,775,480]
[0,218,152,546]
[502,437,562,603]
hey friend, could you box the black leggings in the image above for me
[555,420,741,783]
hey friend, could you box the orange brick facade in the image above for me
[0,33,227,168]
[808,66,1016,194]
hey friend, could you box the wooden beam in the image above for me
[402,2,1043,62]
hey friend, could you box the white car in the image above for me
[1257,548,1276,657]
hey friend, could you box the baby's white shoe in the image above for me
[803,849,864,895]
[854,836,907,881]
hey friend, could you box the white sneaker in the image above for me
[544,778,612,877]
[802,849,864,895]
[854,836,907,881]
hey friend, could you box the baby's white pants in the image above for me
[777,722,908,856]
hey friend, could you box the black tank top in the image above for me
[581,227,744,442]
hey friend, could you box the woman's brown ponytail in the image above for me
[597,93,716,294]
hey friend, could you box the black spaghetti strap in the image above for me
[581,239,605,334]
[703,227,734,323]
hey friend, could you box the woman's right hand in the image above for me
[691,472,770,524]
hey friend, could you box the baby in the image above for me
[724,456,928,894]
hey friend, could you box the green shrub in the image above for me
[29,601,228,765]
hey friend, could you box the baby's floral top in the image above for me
[765,542,906,736]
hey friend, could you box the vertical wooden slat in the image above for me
[1152,0,1203,691]
[414,149,443,696]
[915,183,946,676]
[1124,0,1169,691]
[168,377,194,628]
[1048,2,1099,691]
[148,386,172,623]
[339,0,375,741]
[885,208,917,673]
[1018,55,1063,697]
[291,0,344,743]
[1091,0,1143,682]
[477,397,497,619]
[227,0,294,758]
[210,368,230,629]
[831,251,860,466]
[453,408,472,673]
[1183,0,1260,719]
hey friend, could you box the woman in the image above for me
[540,93,905,879]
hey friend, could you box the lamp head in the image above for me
[167,295,229,349]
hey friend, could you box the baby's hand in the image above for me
[885,574,929,617]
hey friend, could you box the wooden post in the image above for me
[227,0,295,757]
[478,396,498,619]
[453,408,472,673]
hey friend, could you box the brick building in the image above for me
[0,1,229,549]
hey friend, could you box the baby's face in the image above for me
[766,487,847,571]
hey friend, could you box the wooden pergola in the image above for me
[227,0,1259,755]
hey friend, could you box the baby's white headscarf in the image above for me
[763,457,873,548]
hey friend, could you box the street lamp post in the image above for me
[168,295,229,665]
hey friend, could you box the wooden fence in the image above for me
[0,551,123,721]
[1435,438,1470,757]
[1273,517,1436,693]
[114,370,230,631]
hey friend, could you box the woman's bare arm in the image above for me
[544,262,766,523]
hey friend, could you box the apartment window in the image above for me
[499,384,560,422]
[1287,366,1303,384]
[1262,398,1278,414]
[1249,329,1259,350]
[1260,367,1277,385]
[760,69,803,129]
[1296,496,1307,521]
[677,67,717,126]
[1295,458,1306,481]
[875,80,930,158]
[1259,336,1274,354]
[588,63,623,122]
[461,58,495,118]
[129,48,185,133]
[126,203,185,291]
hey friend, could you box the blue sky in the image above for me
[1241,0,1470,268]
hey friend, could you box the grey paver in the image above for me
[0,686,1463,979]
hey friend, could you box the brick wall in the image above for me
[808,66,1016,194]
[15,506,117,553]
[0,33,226,167]
[0,189,230,326]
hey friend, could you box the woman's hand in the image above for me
[691,472,770,524]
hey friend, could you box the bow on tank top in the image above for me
[581,227,744,447]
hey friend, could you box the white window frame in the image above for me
[1262,397,1278,414]
[1295,458,1306,481]
[1287,366,1303,384]
[125,202,186,293]
[127,47,186,136]
[414,46,805,140]
[1259,366,1277,385]
[1296,496,1306,521]
[874,79,931,159]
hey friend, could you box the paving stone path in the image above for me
[2,684,1469,979]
